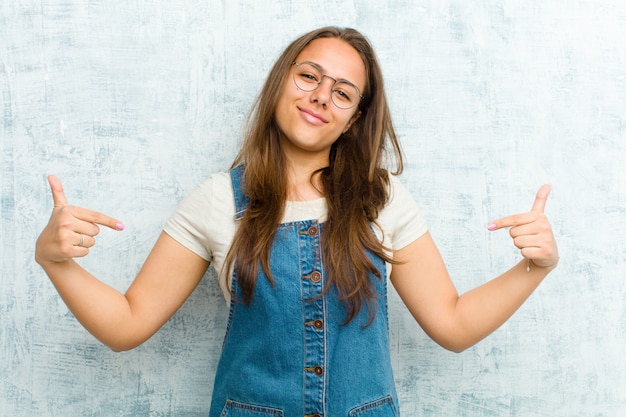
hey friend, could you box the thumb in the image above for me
[531,184,552,213]
[47,175,69,207]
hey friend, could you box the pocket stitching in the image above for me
[220,399,284,416]
[348,395,397,416]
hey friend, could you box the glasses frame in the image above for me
[291,61,364,110]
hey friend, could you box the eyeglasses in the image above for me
[292,61,363,110]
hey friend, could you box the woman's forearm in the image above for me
[448,259,551,352]
[39,259,136,351]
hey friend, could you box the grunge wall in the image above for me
[1,1,625,415]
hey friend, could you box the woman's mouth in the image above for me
[298,107,328,125]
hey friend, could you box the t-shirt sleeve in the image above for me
[163,180,214,261]
[163,172,235,262]
[379,175,428,251]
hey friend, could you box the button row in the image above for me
[303,224,322,417]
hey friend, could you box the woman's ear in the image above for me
[343,110,362,133]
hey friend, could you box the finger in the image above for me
[73,206,125,231]
[511,234,541,251]
[487,185,552,231]
[508,218,546,238]
[47,176,125,231]
[71,246,91,259]
[488,212,537,231]
[48,175,68,207]
[82,234,96,248]
[519,246,558,267]
[74,219,102,238]
[74,233,96,249]
[531,184,551,213]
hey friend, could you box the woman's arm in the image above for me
[391,185,559,353]
[35,176,210,352]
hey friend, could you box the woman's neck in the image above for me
[285,158,327,201]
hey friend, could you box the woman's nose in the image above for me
[310,77,335,106]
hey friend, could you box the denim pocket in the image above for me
[348,395,398,417]
[219,399,284,417]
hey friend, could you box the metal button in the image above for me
[307,226,318,236]
[313,319,324,330]
[310,271,322,282]
[314,366,324,376]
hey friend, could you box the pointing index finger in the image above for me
[47,175,125,231]
[74,206,126,231]
[487,184,552,231]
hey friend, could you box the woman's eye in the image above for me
[334,89,352,102]
[301,73,319,82]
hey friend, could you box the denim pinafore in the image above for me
[208,166,400,417]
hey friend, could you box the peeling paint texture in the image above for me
[1,1,625,416]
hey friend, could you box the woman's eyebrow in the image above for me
[304,60,324,72]
[304,60,358,85]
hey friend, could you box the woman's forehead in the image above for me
[295,38,366,87]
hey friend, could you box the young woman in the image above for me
[35,27,559,417]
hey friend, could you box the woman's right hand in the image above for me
[35,175,125,265]
[34,176,208,351]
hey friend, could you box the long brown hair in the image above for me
[224,26,403,324]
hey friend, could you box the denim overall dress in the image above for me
[208,166,400,417]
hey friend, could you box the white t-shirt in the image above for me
[164,171,428,303]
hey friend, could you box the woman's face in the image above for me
[275,37,366,166]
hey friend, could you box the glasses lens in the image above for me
[293,62,321,92]
[331,81,359,109]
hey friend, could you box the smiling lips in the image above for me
[298,107,328,125]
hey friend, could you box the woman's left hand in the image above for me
[487,184,559,271]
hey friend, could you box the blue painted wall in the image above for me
[1,1,625,416]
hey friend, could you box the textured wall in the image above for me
[1,1,625,416]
